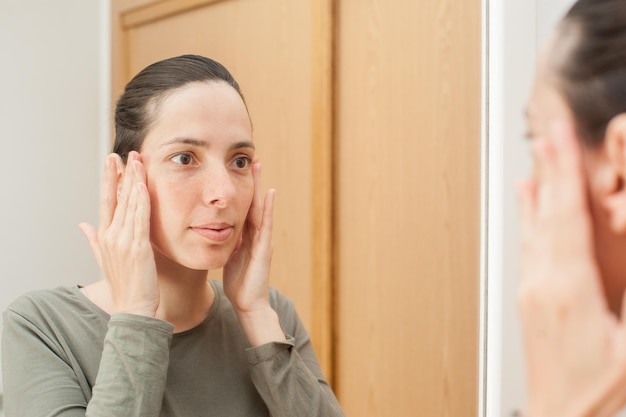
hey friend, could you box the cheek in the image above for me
[147,178,190,226]
[237,176,255,215]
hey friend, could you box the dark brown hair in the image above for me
[554,0,626,146]
[113,54,246,162]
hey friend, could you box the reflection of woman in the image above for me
[518,0,626,416]
[2,55,344,416]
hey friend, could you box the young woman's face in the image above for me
[139,81,254,271]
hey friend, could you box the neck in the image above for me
[154,252,215,332]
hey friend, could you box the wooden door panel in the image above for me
[334,0,482,415]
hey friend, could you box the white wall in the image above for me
[0,0,109,409]
[486,1,576,416]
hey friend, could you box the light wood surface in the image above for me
[310,0,335,381]
[334,0,482,415]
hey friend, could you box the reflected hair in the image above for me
[113,54,246,163]
[555,0,626,147]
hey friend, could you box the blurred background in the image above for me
[0,0,576,416]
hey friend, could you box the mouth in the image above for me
[190,224,234,243]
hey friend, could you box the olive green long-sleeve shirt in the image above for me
[1,281,344,417]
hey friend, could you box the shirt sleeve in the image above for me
[2,308,173,417]
[86,314,173,417]
[245,291,345,417]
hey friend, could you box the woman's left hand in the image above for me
[223,161,283,346]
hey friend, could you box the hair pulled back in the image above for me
[555,0,626,146]
[114,54,245,162]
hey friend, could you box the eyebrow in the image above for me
[161,137,255,151]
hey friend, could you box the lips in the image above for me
[190,223,234,243]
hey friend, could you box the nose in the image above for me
[202,164,237,208]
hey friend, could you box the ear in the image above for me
[601,113,626,233]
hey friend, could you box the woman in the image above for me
[519,0,626,416]
[2,55,344,416]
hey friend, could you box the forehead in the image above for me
[143,81,252,148]
[527,26,579,123]
[527,49,573,125]
[157,81,249,125]
[527,75,571,123]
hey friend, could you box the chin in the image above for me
[154,244,234,272]
[185,257,229,271]
[181,248,234,271]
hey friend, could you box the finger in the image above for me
[111,151,137,229]
[122,160,141,231]
[532,138,554,216]
[133,166,151,242]
[98,154,119,231]
[539,122,592,240]
[248,160,264,230]
[549,121,587,208]
[78,222,103,269]
[134,154,148,185]
[258,189,275,248]
[551,121,584,175]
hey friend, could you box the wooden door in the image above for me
[111,0,334,377]
[334,0,482,415]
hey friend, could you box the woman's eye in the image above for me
[233,156,251,169]
[171,153,194,165]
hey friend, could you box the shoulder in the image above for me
[4,286,106,331]
[6,286,79,315]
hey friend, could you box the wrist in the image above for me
[235,305,286,347]
[114,301,158,318]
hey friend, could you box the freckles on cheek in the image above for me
[148,178,186,217]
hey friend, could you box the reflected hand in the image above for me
[518,122,626,417]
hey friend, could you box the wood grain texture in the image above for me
[310,0,335,384]
[121,0,226,28]
[334,0,482,415]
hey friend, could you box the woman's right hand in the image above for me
[518,122,626,417]
[79,151,159,317]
